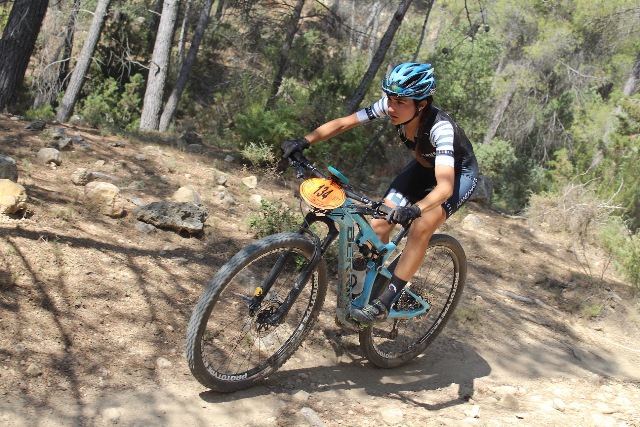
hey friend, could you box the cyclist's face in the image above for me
[387,96,420,124]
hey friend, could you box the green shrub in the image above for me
[599,217,640,290]
[249,200,301,238]
[78,74,143,130]
[25,104,55,121]
[240,142,277,167]
[475,138,547,211]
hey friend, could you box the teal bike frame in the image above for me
[294,163,432,332]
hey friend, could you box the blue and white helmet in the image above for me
[382,62,436,100]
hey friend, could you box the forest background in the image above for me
[0,0,639,289]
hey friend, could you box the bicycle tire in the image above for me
[186,232,328,392]
[358,234,466,368]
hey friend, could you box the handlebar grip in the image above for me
[378,204,391,215]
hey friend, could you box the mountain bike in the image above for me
[185,152,467,392]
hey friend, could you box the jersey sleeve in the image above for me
[356,97,389,123]
[431,120,455,168]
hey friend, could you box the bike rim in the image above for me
[199,247,319,381]
[370,244,460,358]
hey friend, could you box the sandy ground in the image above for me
[1,115,639,426]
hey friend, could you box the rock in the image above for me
[70,134,85,144]
[71,168,94,186]
[0,155,18,182]
[300,407,327,427]
[215,174,228,186]
[462,213,483,231]
[50,127,66,140]
[470,174,493,204]
[102,407,121,424]
[69,115,84,126]
[0,179,28,214]
[242,175,258,189]
[54,138,73,151]
[185,144,203,154]
[37,148,62,165]
[292,390,310,403]
[249,194,262,206]
[24,120,46,130]
[136,221,157,234]
[379,407,403,425]
[498,394,519,411]
[178,131,202,148]
[156,357,172,368]
[552,397,566,412]
[224,155,235,163]
[172,186,202,204]
[216,190,235,207]
[25,363,43,377]
[84,181,125,217]
[133,201,208,235]
[133,153,147,161]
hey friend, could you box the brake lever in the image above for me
[288,158,306,179]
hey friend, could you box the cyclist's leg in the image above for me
[391,206,447,281]
[352,173,476,323]
[371,160,426,243]
[394,173,477,280]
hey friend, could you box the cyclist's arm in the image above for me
[414,165,455,214]
[304,113,361,144]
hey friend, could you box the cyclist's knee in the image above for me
[410,208,446,238]
[371,217,393,240]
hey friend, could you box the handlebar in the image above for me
[287,151,392,219]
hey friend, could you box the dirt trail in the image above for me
[0,115,639,426]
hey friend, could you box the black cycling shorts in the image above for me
[384,160,478,218]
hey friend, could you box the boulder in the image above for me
[0,179,27,214]
[0,155,18,182]
[133,202,208,235]
[71,168,94,186]
[470,175,493,205]
[84,181,124,217]
[37,148,62,165]
[172,186,202,204]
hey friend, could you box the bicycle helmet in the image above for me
[382,62,436,100]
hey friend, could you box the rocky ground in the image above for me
[0,114,639,426]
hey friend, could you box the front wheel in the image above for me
[359,234,466,368]
[186,233,328,392]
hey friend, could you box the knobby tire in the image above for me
[358,234,467,368]
[186,233,328,392]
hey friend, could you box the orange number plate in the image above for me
[300,178,346,210]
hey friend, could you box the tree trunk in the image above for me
[33,0,82,110]
[177,0,193,73]
[55,0,111,123]
[159,0,224,132]
[139,0,180,131]
[265,0,306,110]
[345,0,414,115]
[622,49,640,96]
[0,0,50,112]
[412,0,435,62]
[483,82,517,145]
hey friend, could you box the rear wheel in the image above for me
[359,234,466,368]
[186,233,328,392]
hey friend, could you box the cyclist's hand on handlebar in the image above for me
[282,137,310,159]
[386,204,421,224]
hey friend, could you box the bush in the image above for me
[599,217,640,290]
[240,142,277,167]
[78,74,144,130]
[526,181,621,241]
[475,138,547,211]
[249,200,301,238]
[25,104,55,121]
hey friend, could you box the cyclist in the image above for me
[282,62,479,324]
